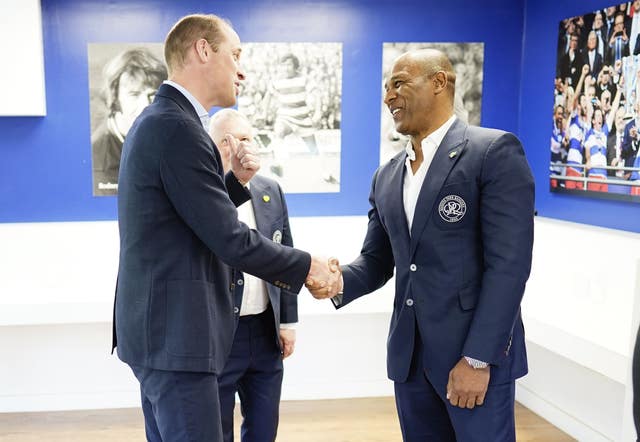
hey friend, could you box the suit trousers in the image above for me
[130,364,222,442]
[218,306,284,442]
[393,323,516,442]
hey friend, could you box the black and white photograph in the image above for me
[237,42,342,193]
[87,43,167,196]
[380,42,484,164]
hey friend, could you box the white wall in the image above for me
[517,217,640,441]
[0,0,46,116]
[0,216,395,412]
[1,216,639,442]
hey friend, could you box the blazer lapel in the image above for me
[385,154,411,249]
[409,119,468,257]
[248,178,270,236]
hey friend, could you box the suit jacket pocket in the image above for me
[165,280,214,358]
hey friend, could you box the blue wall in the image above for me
[0,0,525,222]
[520,0,640,232]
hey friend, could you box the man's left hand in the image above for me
[227,134,260,185]
[446,357,490,409]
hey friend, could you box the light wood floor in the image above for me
[0,398,574,441]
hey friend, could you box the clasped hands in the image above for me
[305,256,342,299]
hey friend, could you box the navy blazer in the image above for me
[231,174,298,349]
[622,118,640,168]
[113,84,310,374]
[338,119,535,395]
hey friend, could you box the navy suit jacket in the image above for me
[622,119,640,168]
[582,50,603,79]
[113,84,310,374]
[231,174,298,349]
[337,119,535,396]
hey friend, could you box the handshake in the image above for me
[305,256,343,299]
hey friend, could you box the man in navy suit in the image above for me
[208,109,297,442]
[113,14,339,442]
[607,13,630,65]
[622,101,640,181]
[309,49,534,441]
[583,31,603,80]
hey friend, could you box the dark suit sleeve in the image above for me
[622,121,637,165]
[461,133,535,365]
[338,169,395,308]
[606,133,617,177]
[225,171,251,207]
[159,121,310,293]
[276,182,298,324]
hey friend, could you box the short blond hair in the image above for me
[164,14,231,75]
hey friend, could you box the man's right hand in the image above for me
[306,256,342,299]
[226,134,260,185]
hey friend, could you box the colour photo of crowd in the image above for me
[553,2,640,200]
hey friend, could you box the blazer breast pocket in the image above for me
[432,181,475,230]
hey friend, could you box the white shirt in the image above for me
[236,193,270,317]
[236,186,295,328]
[163,80,210,129]
[403,115,457,232]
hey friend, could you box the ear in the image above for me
[432,71,448,94]
[194,38,210,63]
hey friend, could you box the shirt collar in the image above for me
[404,114,457,161]
[163,80,210,128]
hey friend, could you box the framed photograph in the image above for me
[87,43,167,196]
[552,3,640,202]
[237,42,342,193]
[380,42,484,165]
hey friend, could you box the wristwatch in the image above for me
[464,356,489,369]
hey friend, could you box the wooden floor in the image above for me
[0,398,574,441]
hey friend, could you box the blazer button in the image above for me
[233,307,239,314]
[406,299,414,306]
[237,279,244,286]
[409,264,417,271]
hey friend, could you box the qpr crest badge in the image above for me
[438,195,466,223]
[272,230,283,243]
